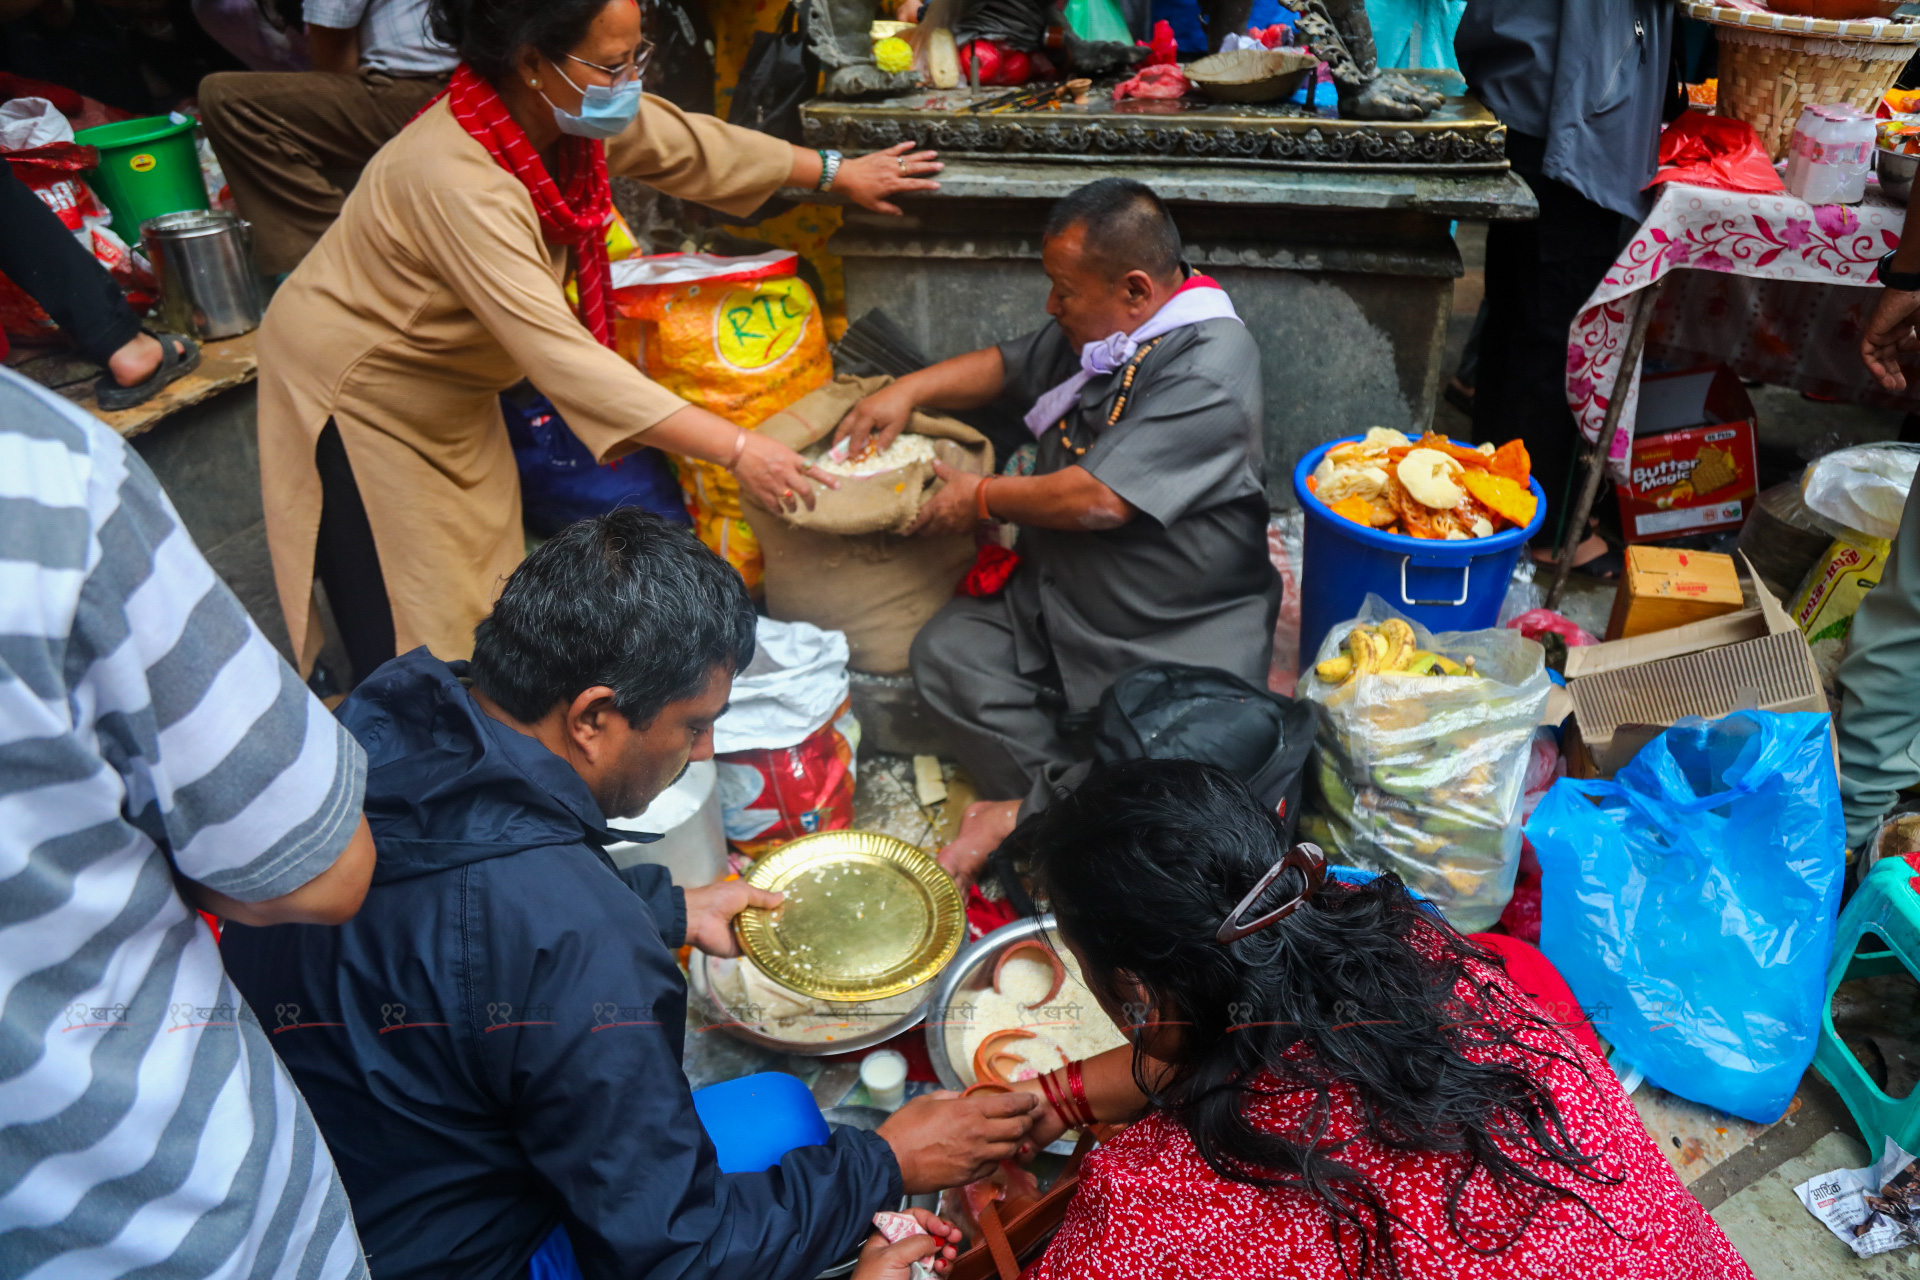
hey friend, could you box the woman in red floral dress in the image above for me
[993,759,1754,1280]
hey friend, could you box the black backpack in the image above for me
[990,664,1317,914]
[729,0,819,143]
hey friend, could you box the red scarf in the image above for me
[441,63,615,347]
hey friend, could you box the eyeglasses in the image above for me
[566,41,654,88]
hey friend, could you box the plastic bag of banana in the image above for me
[1299,596,1551,933]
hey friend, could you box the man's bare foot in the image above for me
[107,332,163,388]
[937,799,1020,886]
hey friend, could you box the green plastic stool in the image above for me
[1814,853,1920,1154]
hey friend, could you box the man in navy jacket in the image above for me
[224,511,1035,1280]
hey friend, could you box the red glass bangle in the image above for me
[1067,1060,1094,1128]
[1038,1069,1068,1126]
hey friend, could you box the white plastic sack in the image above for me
[0,97,74,151]
[711,617,850,753]
[1802,443,1920,541]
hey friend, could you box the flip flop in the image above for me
[95,331,201,411]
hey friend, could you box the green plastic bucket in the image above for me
[73,115,208,237]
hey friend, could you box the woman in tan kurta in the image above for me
[258,0,939,679]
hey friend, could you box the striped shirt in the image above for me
[0,370,370,1280]
[303,0,456,77]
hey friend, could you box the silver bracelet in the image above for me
[816,149,843,192]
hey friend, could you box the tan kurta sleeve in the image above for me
[411,180,687,459]
[605,95,795,218]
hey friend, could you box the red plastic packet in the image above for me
[1647,112,1784,194]
[716,699,857,859]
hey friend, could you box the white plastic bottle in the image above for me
[1785,103,1877,205]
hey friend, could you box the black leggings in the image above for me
[314,420,397,686]
[0,160,142,365]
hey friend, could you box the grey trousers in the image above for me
[911,595,1078,805]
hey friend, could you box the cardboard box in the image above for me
[1616,365,1759,544]
[1550,555,1827,777]
[1605,546,1745,640]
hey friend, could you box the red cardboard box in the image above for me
[1616,365,1759,544]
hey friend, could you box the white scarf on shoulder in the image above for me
[1022,275,1241,438]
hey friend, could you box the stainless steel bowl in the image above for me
[688,950,935,1057]
[924,914,1102,1156]
[1879,147,1919,205]
[816,1106,939,1278]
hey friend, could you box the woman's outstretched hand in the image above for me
[733,430,838,515]
[835,141,943,216]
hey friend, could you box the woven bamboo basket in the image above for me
[1713,23,1918,160]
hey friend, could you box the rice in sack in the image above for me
[742,376,995,674]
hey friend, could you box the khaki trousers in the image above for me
[198,67,449,276]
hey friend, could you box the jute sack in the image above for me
[742,375,995,675]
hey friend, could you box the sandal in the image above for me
[95,331,200,411]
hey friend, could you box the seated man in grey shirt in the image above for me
[836,178,1280,879]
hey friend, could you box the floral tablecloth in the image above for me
[1567,182,1920,478]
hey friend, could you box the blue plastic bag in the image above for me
[1527,711,1844,1123]
[501,387,690,537]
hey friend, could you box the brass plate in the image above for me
[739,832,964,1001]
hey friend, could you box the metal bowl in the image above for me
[1879,146,1919,205]
[926,916,1060,1091]
[925,915,1102,1156]
[688,950,936,1057]
[816,1106,940,1277]
[1183,48,1317,104]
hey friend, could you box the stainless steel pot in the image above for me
[140,210,264,339]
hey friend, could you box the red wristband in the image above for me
[975,475,994,523]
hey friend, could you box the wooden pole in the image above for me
[1545,280,1661,611]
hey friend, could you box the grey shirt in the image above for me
[1454,0,1672,221]
[995,317,1281,709]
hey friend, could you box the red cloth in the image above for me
[958,543,1021,597]
[1137,19,1179,65]
[1469,929,1603,1059]
[1026,936,1752,1280]
[441,64,615,347]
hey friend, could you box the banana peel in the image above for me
[1319,621,1476,686]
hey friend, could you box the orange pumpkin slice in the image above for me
[1461,470,1537,530]
[1489,439,1531,486]
[1329,495,1394,529]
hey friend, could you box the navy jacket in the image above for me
[223,651,900,1280]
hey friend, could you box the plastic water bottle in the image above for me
[1785,103,1877,205]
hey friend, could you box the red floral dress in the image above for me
[1026,955,1753,1280]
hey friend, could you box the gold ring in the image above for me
[783,488,795,500]
[898,157,907,171]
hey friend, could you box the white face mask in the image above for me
[539,62,643,140]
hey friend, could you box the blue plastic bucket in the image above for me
[690,1071,830,1173]
[1293,437,1547,662]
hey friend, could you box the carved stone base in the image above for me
[800,71,1502,172]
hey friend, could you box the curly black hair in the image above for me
[428,0,614,80]
[1028,758,1623,1279]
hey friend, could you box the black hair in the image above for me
[469,509,756,727]
[1027,759,1620,1279]
[1041,177,1184,281]
[428,0,612,80]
